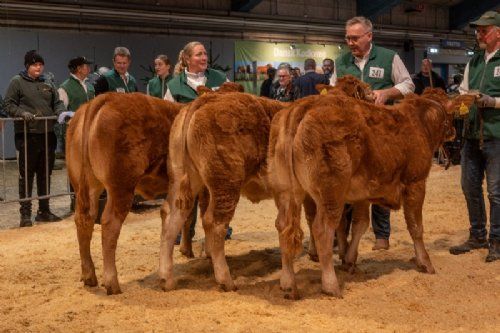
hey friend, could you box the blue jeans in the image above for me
[372,204,391,240]
[461,139,500,241]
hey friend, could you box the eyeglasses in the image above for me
[475,27,497,35]
[345,31,371,42]
[278,75,290,78]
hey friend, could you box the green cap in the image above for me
[470,11,500,27]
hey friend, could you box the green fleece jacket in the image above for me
[4,71,66,134]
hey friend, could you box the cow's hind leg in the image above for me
[403,181,435,274]
[204,185,240,292]
[303,195,318,262]
[341,201,370,273]
[100,187,134,295]
[75,180,103,288]
[275,192,303,300]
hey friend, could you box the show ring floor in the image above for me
[0,165,498,332]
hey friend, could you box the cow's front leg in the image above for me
[342,201,370,274]
[403,181,435,274]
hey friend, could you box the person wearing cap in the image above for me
[57,56,95,157]
[449,11,500,262]
[94,46,138,95]
[4,50,66,227]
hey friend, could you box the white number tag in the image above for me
[116,88,126,93]
[494,66,500,78]
[368,67,384,79]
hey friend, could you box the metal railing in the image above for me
[0,116,72,204]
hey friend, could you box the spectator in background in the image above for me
[447,73,463,94]
[294,58,329,98]
[412,58,447,94]
[260,67,276,98]
[270,65,300,102]
[322,58,334,81]
[94,46,138,95]
[147,54,172,98]
[4,50,66,227]
[57,56,95,157]
[292,67,301,82]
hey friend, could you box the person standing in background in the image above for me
[147,54,172,99]
[94,46,137,95]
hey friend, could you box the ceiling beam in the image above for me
[231,0,263,12]
[356,0,403,20]
[450,0,500,30]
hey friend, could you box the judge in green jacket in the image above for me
[164,41,227,103]
[147,54,172,99]
[94,46,138,95]
[164,41,231,242]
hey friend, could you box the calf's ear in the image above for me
[197,86,213,96]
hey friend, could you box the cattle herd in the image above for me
[66,76,475,299]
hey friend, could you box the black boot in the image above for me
[35,209,62,222]
[449,237,489,255]
[486,240,500,263]
[20,215,33,227]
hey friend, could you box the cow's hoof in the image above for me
[282,288,300,300]
[180,248,194,258]
[81,274,98,287]
[219,282,237,292]
[308,253,319,262]
[160,278,176,291]
[340,262,357,274]
[321,286,342,298]
[105,284,122,295]
[417,263,436,274]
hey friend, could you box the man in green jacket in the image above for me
[4,50,66,227]
[449,11,500,262]
[331,16,415,250]
[94,46,138,95]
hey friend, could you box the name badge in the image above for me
[494,66,500,78]
[368,67,384,79]
[116,88,126,93]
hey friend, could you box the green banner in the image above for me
[234,40,346,95]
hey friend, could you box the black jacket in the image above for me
[294,71,329,98]
[412,71,446,95]
[260,78,274,97]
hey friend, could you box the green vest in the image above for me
[335,45,396,90]
[147,75,171,98]
[465,50,500,140]
[103,69,137,93]
[59,76,95,111]
[168,68,227,103]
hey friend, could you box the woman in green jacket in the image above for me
[146,54,172,99]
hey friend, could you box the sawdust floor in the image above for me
[0,165,499,333]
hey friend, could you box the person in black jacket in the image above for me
[412,59,446,95]
[270,65,300,102]
[294,58,329,98]
[259,67,276,98]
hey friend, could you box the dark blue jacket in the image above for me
[294,71,329,98]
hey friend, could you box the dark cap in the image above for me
[470,11,500,27]
[68,56,92,72]
[24,50,44,68]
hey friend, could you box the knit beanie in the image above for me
[24,50,44,68]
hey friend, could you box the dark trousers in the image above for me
[15,132,56,216]
[461,139,500,241]
[372,204,391,240]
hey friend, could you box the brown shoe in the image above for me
[372,238,389,250]
[449,237,488,255]
[486,240,500,263]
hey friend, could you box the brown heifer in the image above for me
[67,93,180,295]
[158,77,372,292]
[159,92,285,292]
[68,83,243,295]
[269,88,475,299]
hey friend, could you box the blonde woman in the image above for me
[164,41,227,103]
